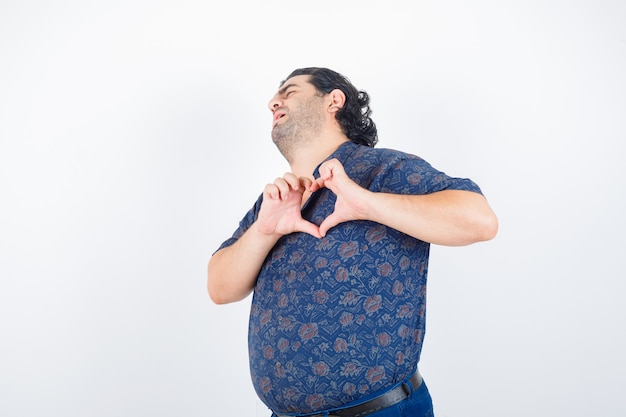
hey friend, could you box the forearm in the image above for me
[207,222,282,304]
[366,189,498,246]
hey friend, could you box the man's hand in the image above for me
[257,173,322,238]
[310,158,371,237]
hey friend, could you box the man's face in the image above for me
[268,75,326,158]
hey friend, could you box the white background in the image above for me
[1,1,624,416]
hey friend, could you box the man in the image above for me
[207,67,498,417]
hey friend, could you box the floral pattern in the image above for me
[218,141,481,414]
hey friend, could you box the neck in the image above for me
[287,134,349,178]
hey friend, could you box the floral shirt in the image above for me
[217,141,482,414]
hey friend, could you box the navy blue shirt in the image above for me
[217,141,482,414]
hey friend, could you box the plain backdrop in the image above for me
[1,1,624,416]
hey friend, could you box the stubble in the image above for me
[271,95,325,162]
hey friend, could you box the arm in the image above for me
[207,223,282,304]
[311,159,498,246]
[364,189,498,246]
[207,173,321,304]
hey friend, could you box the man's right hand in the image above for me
[257,173,322,239]
[208,173,322,304]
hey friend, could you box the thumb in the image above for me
[296,219,322,239]
[319,212,341,237]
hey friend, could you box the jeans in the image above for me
[270,378,434,417]
[372,379,434,417]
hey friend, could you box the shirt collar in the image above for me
[312,141,360,178]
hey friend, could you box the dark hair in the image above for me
[282,67,378,147]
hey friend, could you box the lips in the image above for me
[273,109,287,126]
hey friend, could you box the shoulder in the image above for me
[340,143,426,190]
[345,143,427,175]
[344,142,481,194]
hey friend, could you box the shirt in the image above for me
[217,141,482,413]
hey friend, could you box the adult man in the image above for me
[208,67,498,417]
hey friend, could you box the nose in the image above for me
[268,93,282,113]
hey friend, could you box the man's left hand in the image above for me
[310,158,371,237]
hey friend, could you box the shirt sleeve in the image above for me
[376,152,483,195]
[214,194,263,253]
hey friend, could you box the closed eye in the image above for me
[278,83,299,98]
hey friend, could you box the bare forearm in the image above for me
[366,189,498,246]
[207,223,282,304]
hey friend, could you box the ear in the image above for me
[327,88,346,113]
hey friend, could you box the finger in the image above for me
[264,183,281,200]
[318,158,344,180]
[272,177,291,200]
[306,177,327,193]
[282,172,301,190]
[299,176,314,190]
[296,219,322,239]
[318,164,333,181]
[319,213,341,237]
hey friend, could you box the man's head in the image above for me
[268,74,329,161]
[279,67,378,148]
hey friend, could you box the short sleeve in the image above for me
[214,193,263,253]
[376,153,483,195]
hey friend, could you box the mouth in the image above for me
[273,109,286,126]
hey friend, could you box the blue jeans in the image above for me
[270,378,434,417]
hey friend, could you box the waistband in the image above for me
[273,370,423,417]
